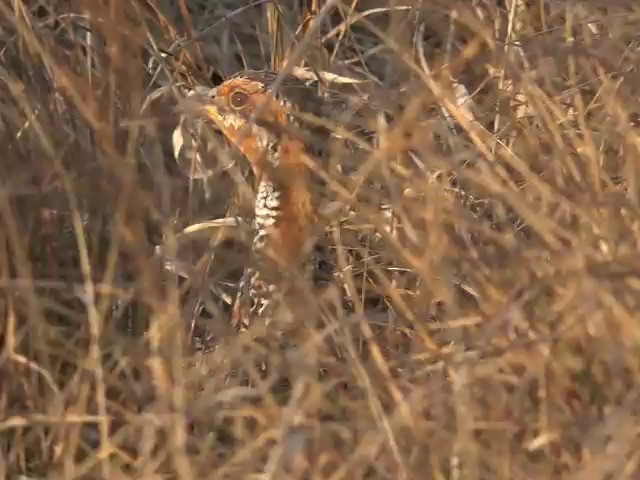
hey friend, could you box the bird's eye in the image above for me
[229,90,250,109]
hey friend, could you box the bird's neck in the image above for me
[251,136,315,268]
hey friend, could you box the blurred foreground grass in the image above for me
[2,1,640,479]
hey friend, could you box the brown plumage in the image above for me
[184,71,319,330]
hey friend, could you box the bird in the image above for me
[177,70,326,331]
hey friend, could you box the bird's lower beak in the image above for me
[201,101,225,124]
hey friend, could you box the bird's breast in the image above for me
[253,172,314,269]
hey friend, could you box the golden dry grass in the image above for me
[2,0,640,479]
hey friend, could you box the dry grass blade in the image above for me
[266,0,287,71]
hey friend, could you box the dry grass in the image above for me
[2,0,640,478]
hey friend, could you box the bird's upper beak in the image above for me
[177,86,225,125]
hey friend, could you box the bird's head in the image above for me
[185,71,306,178]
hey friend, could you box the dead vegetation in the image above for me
[2,0,640,478]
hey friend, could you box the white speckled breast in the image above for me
[253,179,280,252]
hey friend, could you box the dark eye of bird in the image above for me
[230,90,249,109]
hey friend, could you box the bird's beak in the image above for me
[199,88,226,126]
[177,87,225,125]
[200,101,225,125]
